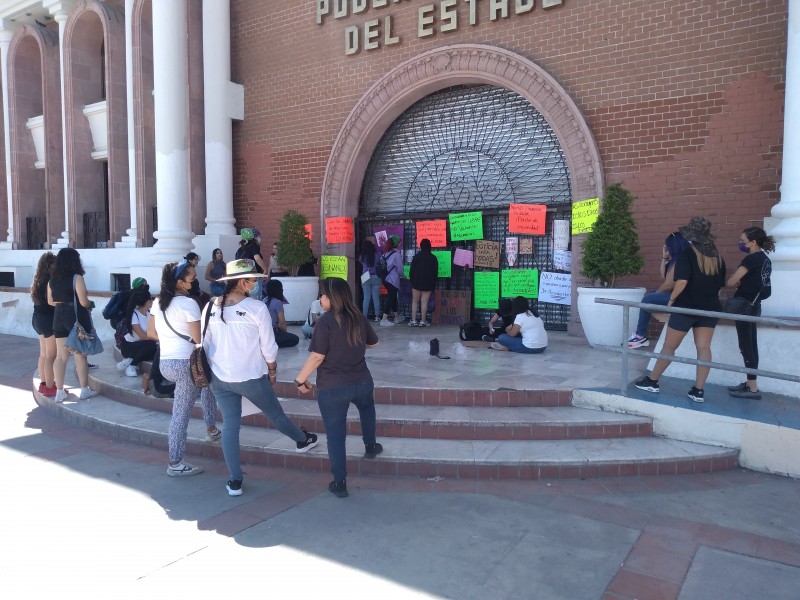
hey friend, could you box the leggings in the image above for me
[734,304,760,381]
[159,358,217,464]
[120,339,157,366]
[383,281,398,315]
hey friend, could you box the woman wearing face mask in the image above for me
[725,227,775,400]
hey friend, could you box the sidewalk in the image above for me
[2,333,799,599]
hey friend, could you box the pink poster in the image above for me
[453,248,474,268]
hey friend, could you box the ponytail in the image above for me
[743,227,776,253]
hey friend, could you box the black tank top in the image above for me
[49,275,76,303]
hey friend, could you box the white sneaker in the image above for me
[167,462,203,477]
[117,357,133,371]
[54,389,69,403]
[125,365,138,377]
[379,319,395,327]
[79,387,98,400]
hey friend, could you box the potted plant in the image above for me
[577,182,646,347]
[272,210,318,323]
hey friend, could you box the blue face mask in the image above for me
[738,241,749,253]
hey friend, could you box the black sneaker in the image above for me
[226,479,243,496]
[729,387,761,400]
[634,375,660,393]
[727,382,748,392]
[87,363,98,370]
[328,480,348,498]
[481,335,494,342]
[296,427,318,453]
[364,442,384,458]
[688,386,705,403]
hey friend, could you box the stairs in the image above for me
[32,368,739,481]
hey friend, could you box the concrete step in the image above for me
[34,387,738,480]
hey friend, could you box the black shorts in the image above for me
[668,312,719,332]
[31,312,54,338]
[53,304,77,338]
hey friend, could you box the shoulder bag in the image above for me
[65,275,104,356]
[724,290,762,316]
[162,301,213,388]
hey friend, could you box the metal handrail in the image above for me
[592,298,800,394]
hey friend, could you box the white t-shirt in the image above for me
[305,299,324,327]
[150,296,199,360]
[124,309,149,342]
[202,296,278,383]
[515,311,548,349]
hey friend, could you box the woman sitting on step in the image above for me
[116,288,157,394]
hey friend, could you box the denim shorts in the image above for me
[668,312,719,332]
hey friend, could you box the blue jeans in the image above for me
[211,373,305,481]
[497,333,546,354]
[635,291,670,336]
[317,379,377,482]
[301,322,314,339]
[362,274,381,317]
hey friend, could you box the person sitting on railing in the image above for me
[725,227,775,400]
[635,217,726,403]
[627,231,691,349]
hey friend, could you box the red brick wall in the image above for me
[230,0,786,283]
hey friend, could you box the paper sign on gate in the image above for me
[538,272,572,305]
[453,248,474,268]
[320,255,347,280]
[431,250,452,278]
[501,269,539,298]
[474,271,500,309]
[505,237,518,267]
[416,220,447,248]
[448,211,483,241]
[325,217,354,244]
[304,223,313,241]
[571,198,599,235]
[553,220,570,250]
[519,238,533,256]
[373,225,404,252]
[474,240,500,269]
[553,249,572,272]
[403,264,410,278]
[508,203,546,235]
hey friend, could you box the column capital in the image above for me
[0,21,17,44]
[44,0,79,21]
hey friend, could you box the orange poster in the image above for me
[416,219,447,248]
[325,217,354,244]
[304,223,313,241]
[508,203,546,235]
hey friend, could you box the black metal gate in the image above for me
[358,85,572,329]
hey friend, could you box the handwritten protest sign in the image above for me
[474,240,500,268]
[320,255,347,280]
[553,249,572,272]
[501,269,539,298]
[553,220,569,250]
[416,220,447,248]
[506,237,518,267]
[474,271,499,309]
[403,264,410,278]
[431,250,452,278]
[453,248,474,268]
[433,290,471,326]
[448,211,483,241]
[304,223,313,241]
[509,203,546,235]
[571,198,600,234]
[519,238,533,255]
[538,272,571,305]
[325,217,354,244]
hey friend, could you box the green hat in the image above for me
[131,277,148,289]
[241,228,254,241]
[389,235,401,247]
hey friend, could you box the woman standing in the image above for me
[726,227,775,400]
[408,238,438,327]
[148,260,220,477]
[205,248,226,296]
[203,259,318,496]
[294,277,382,499]
[359,238,381,322]
[379,235,404,326]
[31,252,57,397]
[264,279,300,347]
[490,296,548,354]
[635,217,726,403]
[47,248,97,402]
[116,288,157,387]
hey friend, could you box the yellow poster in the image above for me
[320,255,347,280]
[571,198,600,234]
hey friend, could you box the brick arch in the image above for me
[320,44,603,255]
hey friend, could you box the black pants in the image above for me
[735,310,760,381]
[383,280,398,315]
[274,327,299,348]
[120,339,157,366]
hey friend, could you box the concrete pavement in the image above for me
[2,334,799,599]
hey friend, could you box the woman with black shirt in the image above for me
[47,248,98,402]
[31,252,57,397]
[726,227,775,399]
[293,277,382,498]
[635,217,726,403]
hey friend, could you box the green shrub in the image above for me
[276,210,312,276]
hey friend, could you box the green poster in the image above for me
[474,271,499,309]
[501,269,539,298]
[448,211,483,240]
[403,264,410,278]
[320,255,347,280]
[431,250,452,278]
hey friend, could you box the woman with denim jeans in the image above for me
[294,277,382,498]
[202,259,318,496]
[359,238,382,321]
[491,296,548,354]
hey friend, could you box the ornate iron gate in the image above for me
[358,85,572,329]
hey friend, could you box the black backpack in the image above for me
[376,250,396,280]
[459,321,484,341]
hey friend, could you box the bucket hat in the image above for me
[679,216,719,257]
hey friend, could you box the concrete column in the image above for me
[202,0,236,235]
[47,1,76,250]
[151,0,193,261]
[766,0,800,317]
[0,24,15,248]
[117,0,138,248]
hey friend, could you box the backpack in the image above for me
[114,318,132,349]
[376,250,395,280]
[102,290,128,324]
[459,320,484,341]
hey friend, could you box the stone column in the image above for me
[117,0,138,248]
[764,0,800,317]
[151,0,193,261]
[0,23,15,248]
[46,1,76,250]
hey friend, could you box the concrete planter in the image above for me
[271,276,319,323]
[577,286,646,348]
[83,100,108,160]
[25,115,45,169]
